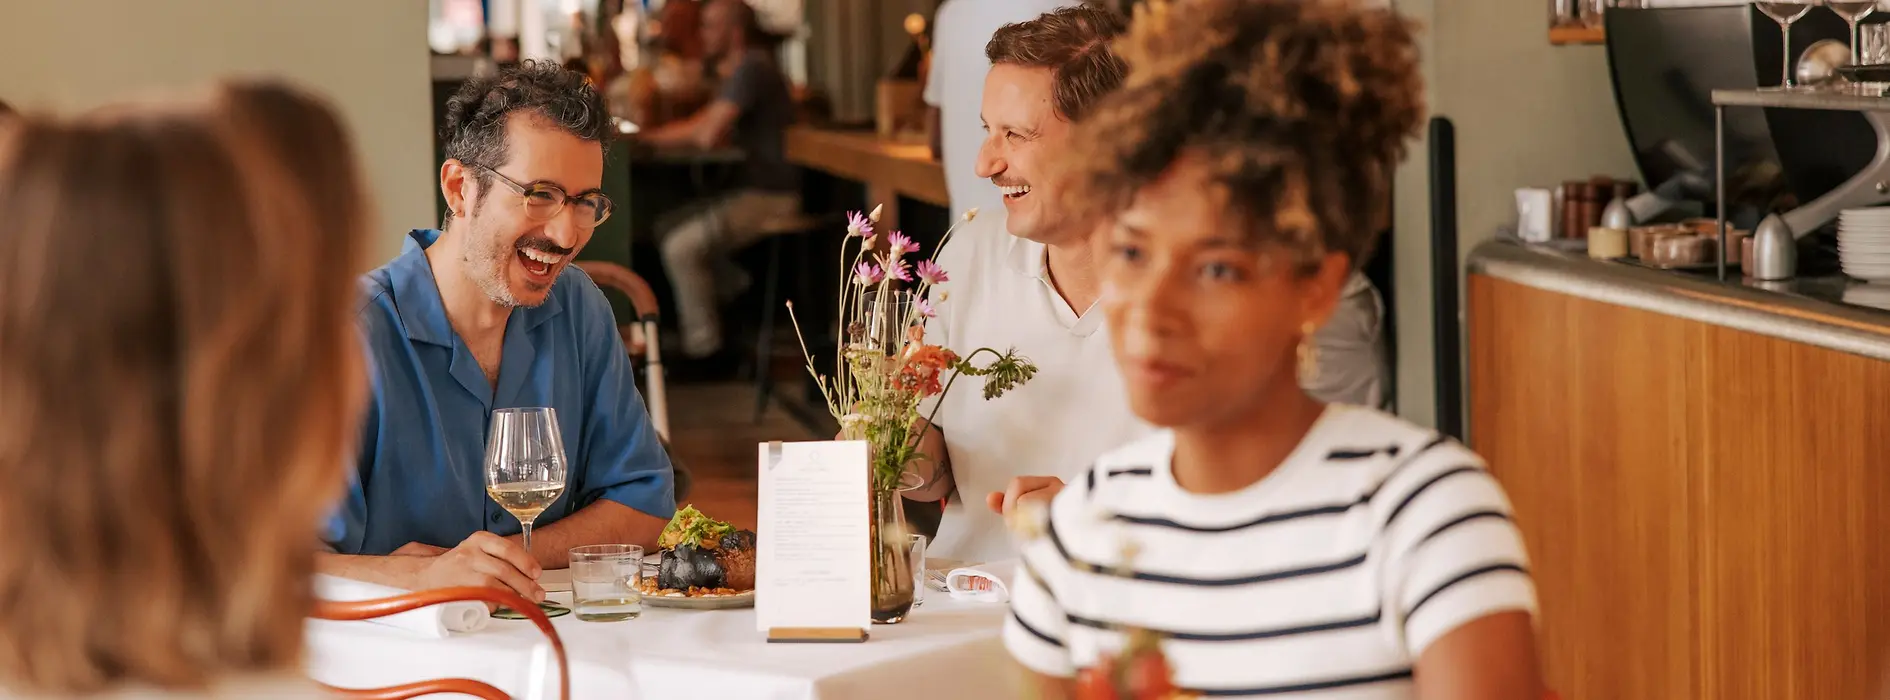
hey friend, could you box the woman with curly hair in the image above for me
[1002,1,1546,698]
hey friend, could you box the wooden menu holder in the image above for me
[766,627,869,644]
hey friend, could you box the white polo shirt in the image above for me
[922,210,1154,564]
[924,0,1083,220]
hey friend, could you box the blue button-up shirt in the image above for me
[325,229,676,555]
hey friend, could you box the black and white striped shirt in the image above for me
[1003,405,1536,698]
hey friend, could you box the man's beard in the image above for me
[464,217,531,309]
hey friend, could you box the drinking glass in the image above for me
[570,544,644,622]
[1866,22,1890,64]
[908,534,928,608]
[859,288,916,355]
[486,407,569,616]
[1757,0,1821,88]
[1830,0,1878,65]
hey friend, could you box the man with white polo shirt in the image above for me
[910,5,1392,564]
[908,6,1141,565]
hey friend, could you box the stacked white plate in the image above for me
[1838,208,1890,282]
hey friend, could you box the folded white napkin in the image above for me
[311,574,490,638]
[944,559,1017,604]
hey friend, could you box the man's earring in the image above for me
[1296,321,1319,386]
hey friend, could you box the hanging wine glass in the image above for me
[1830,0,1877,67]
[1756,0,1821,89]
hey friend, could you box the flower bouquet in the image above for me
[786,204,1037,623]
[1009,505,1193,700]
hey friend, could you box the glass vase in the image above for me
[859,289,915,355]
[869,488,916,624]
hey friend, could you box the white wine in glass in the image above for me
[487,480,565,522]
[1756,0,1819,88]
[1830,1,1877,65]
[486,407,569,616]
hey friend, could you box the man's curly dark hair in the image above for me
[439,59,611,227]
[1063,0,1425,272]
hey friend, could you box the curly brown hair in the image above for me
[985,5,1128,122]
[1064,0,1425,271]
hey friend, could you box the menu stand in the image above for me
[1711,88,1890,280]
[767,627,869,644]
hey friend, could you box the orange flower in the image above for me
[895,343,959,397]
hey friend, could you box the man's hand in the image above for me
[987,476,1065,515]
[411,532,545,603]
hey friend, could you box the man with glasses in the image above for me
[317,61,677,604]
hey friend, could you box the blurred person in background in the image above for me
[925,0,1082,220]
[607,0,712,126]
[638,0,799,368]
[0,81,370,698]
[317,60,676,603]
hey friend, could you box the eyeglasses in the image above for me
[466,163,615,227]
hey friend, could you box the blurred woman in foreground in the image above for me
[0,82,370,698]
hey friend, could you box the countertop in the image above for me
[783,125,947,208]
[1467,238,1890,361]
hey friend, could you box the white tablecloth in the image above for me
[305,591,1023,700]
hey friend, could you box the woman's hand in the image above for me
[987,476,1066,515]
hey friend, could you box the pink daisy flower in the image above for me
[916,298,937,318]
[915,260,949,285]
[887,231,918,257]
[846,211,874,238]
[885,257,913,282]
[853,262,883,285]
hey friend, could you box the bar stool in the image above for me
[749,212,848,422]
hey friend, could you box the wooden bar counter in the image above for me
[1467,240,1890,700]
[784,125,947,228]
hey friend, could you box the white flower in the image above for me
[868,203,884,224]
[964,207,979,221]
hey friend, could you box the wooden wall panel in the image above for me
[1469,275,1701,700]
[1695,326,1890,700]
[1469,273,1890,699]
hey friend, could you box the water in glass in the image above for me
[570,544,643,622]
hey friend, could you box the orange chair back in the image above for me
[312,586,569,700]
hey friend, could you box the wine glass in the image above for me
[1757,0,1821,88]
[486,407,569,616]
[1830,0,1878,67]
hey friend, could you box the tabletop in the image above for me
[306,588,1024,700]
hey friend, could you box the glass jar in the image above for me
[1552,0,1580,27]
[1582,0,1609,29]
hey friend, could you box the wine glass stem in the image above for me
[521,520,535,555]
[1784,22,1795,88]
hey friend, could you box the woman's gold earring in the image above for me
[1296,321,1319,386]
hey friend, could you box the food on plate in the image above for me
[649,505,756,596]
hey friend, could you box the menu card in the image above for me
[755,440,871,634]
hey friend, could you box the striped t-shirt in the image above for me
[1003,404,1536,698]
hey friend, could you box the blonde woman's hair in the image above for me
[0,81,370,694]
